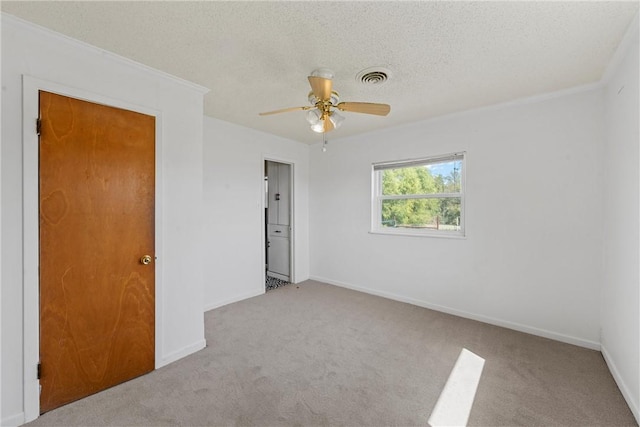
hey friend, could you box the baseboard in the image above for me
[309,275,601,351]
[601,345,639,423]
[292,274,309,285]
[204,288,265,312]
[157,339,207,369]
[1,412,25,427]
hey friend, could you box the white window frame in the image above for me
[370,152,466,238]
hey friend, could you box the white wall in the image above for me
[202,116,309,310]
[1,14,207,425]
[601,15,639,422]
[310,87,605,349]
[0,19,3,420]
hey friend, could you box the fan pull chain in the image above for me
[322,132,328,152]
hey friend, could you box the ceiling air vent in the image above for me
[356,67,392,85]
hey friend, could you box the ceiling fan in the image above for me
[259,69,390,133]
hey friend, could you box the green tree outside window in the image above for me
[381,161,461,229]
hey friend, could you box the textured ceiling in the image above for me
[2,1,638,144]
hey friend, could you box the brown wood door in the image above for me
[39,91,155,413]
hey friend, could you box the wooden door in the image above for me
[39,91,155,413]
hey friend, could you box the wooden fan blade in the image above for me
[323,116,335,133]
[336,102,390,116]
[259,106,310,116]
[308,76,332,101]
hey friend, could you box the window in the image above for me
[371,152,465,237]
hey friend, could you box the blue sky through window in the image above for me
[426,161,461,178]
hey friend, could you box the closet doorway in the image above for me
[264,160,293,289]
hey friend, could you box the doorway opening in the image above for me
[264,160,293,291]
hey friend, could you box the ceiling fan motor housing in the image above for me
[308,91,340,106]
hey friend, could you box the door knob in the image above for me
[140,255,152,265]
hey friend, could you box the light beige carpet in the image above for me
[28,280,636,426]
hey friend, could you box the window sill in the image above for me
[369,229,466,239]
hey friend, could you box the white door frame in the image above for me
[262,155,295,284]
[22,75,164,422]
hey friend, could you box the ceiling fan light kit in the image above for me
[306,109,322,125]
[310,68,335,80]
[310,120,325,133]
[259,68,390,135]
[329,111,345,128]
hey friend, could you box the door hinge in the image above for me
[37,362,42,380]
[36,118,42,136]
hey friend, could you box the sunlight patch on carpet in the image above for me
[428,348,485,427]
